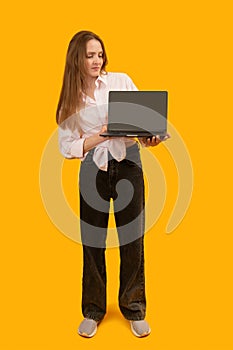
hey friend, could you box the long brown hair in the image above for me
[56,31,108,124]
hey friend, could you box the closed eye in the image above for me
[86,52,103,58]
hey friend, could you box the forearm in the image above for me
[83,133,106,153]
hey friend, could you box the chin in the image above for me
[87,71,100,79]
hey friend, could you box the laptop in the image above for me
[100,91,168,138]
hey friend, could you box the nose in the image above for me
[93,55,101,65]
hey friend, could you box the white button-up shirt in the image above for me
[58,72,138,171]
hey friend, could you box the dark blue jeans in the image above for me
[79,143,146,321]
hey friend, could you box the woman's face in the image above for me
[85,39,104,80]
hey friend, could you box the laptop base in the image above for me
[100,131,166,139]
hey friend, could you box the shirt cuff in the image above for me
[70,138,85,158]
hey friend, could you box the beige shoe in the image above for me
[130,320,151,337]
[78,318,98,338]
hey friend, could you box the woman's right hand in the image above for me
[99,125,108,136]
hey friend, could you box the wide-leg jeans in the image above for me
[79,143,146,321]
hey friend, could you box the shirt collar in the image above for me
[95,73,108,87]
[81,73,108,102]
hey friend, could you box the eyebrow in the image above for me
[86,51,103,54]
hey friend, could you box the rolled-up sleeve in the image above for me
[125,74,138,91]
[58,121,85,159]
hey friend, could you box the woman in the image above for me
[56,30,167,338]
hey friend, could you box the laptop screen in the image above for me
[108,91,168,133]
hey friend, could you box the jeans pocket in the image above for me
[125,144,142,168]
[125,152,142,169]
[82,149,95,166]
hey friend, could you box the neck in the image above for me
[85,76,98,90]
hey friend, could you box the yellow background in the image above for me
[1,1,233,349]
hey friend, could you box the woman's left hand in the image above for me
[141,134,171,147]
